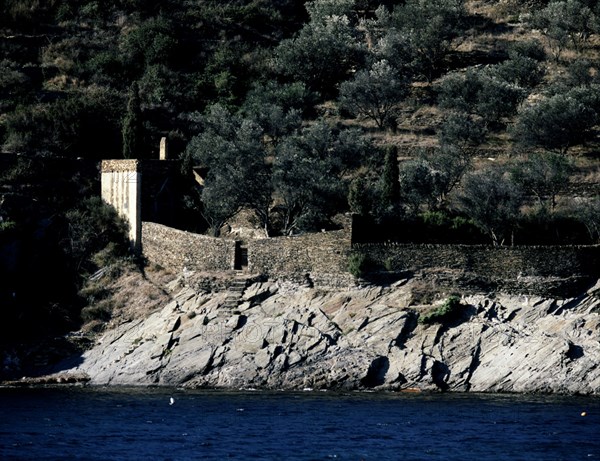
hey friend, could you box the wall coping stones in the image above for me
[101,159,140,173]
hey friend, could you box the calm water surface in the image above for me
[1,387,599,460]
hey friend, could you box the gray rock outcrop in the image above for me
[65,276,600,394]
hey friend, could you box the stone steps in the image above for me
[221,275,250,310]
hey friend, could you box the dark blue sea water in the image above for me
[1,387,598,461]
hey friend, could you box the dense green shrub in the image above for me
[419,295,462,325]
[348,252,370,278]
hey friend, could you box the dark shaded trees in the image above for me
[122,82,142,159]
[184,104,269,236]
[457,167,523,246]
[273,0,364,96]
[3,88,123,158]
[339,59,410,129]
[381,145,400,208]
[510,152,573,210]
[512,92,598,153]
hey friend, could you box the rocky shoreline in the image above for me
[13,273,596,395]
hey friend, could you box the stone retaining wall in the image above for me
[142,222,236,272]
[354,243,600,279]
[141,220,600,293]
[248,229,353,286]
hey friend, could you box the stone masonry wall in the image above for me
[354,243,600,295]
[143,222,236,272]
[141,218,600,293]
[354,243,600,279]
[248,229,353,286]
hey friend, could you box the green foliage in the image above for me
[273,6,364,95]
[122,82,142,159]
[0,60,31,111]
[381,145,400,208]
[573,197,600,242]
[419,295,462,325]
[438,112,486,149]
[2,0,600,344]
[399,158,440,213]
[339,59,409,129]
[398,146,473,213]
[185,104,269,235]
[241,80,311,142]
[185,105,369,236]
[63,196,129,275]
[530,0,598,59]
[490,54,545,89]
[80,299,114,323]
[120,16,178,72]
[457,166,523,246]
[0,219,17,234]
[3,88,123,158]
[273,151,337,234]
[272,121,362,234]
[348,252,369,278]
[438,69,527,125]
[510,152,573,210]
[387,0,468,82]
[512,91,598,153]
[199,40,258,108]
[562,59,598,87]
[348,175,371,216]
[509,39,547,62]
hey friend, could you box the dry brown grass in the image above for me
[80,261,175,334]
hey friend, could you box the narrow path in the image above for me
[222,274,249,310]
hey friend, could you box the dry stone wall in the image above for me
[355,243,600,278]
[141,218,600,294]
[143,222,236,272]
[354,243,600,295]
[248,229,353,286]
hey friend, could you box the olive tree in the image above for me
[273,2,364,96]
[272,121,367,234]
[184,104,271,236]
[512,92,598,154]
[510,152,573,210]
[457,167,523,246]
[438,69,527,125]
[388,0,467,82]
[339,59,410,129]
[530,0,598,60]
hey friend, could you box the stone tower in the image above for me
[101,159,142,252]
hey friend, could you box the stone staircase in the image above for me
[222,275,249,310]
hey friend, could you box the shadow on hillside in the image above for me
[0,335,87,382]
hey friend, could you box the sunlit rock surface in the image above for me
[66,276,600,394]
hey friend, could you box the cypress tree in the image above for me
[122,82,142,159]
[382,145,400,207]
[348,176,370,216]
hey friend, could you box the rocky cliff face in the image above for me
[63,274,600,394]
